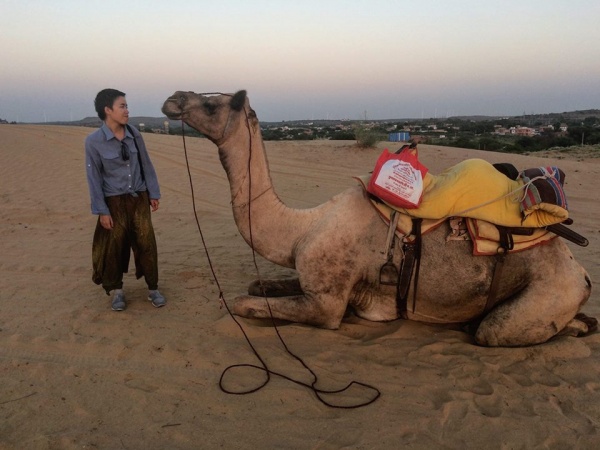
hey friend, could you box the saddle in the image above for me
[356,160,588,319]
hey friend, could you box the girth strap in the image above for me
[397,218,423,316]
[482,224,516,315]
[379,211,400,286]
[483,251,506,314]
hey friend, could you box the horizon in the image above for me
[1,1,599,123]
[17,106,600,126]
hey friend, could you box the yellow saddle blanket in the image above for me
[362,194,556,255]
[355,158,561,255]
[356,158,568,228]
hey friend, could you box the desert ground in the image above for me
[1,124,599,449]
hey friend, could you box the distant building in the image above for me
[389,131,410,142]
[514,126,535,137]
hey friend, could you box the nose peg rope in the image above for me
[180,117,380,408]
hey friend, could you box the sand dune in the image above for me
[0,125,599,449]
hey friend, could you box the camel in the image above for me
[162,90,595,347]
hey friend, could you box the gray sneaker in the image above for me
[111,292,127,311]
[148,290,166,308]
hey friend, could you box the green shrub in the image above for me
[354,126,382,148]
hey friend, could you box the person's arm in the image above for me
[85,137,112,226]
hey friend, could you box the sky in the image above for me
[1,0,599,123]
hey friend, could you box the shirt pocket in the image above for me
[101,149,124,171]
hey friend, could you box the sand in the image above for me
[1,124,599,449]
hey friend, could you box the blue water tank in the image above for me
[388,132,410,142]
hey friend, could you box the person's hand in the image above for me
[100,214,113,230]
[150,199,160,212]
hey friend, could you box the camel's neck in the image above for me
[217,124,312,267]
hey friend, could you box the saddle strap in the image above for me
[482,224,517,316]
[397,218,423,316]
[483,251,506,314]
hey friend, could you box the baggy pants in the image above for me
[92,191,158,294]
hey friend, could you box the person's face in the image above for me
[105,96,129,125]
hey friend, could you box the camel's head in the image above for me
[161,90,253,144]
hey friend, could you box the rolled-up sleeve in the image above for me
[85,135,110,215]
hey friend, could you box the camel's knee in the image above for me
[232,295,270,319]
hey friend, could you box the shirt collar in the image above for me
[100,123,133,141]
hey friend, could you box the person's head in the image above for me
[94,88,126,121]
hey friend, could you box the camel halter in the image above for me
[178,103,380,409]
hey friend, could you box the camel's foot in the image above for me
[559,313,598,337]
[247,278,303,297]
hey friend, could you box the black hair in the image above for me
[94,88,126,120]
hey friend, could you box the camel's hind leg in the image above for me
[475,272,592,347]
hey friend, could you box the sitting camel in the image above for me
[162,90,595,347]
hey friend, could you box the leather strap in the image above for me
[396,219,423,316]
[126,124,146,183]
[483,251,506,314]
[547,223,589,247]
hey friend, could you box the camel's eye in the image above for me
[203,101,217,115]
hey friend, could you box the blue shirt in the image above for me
[85,123,161,215]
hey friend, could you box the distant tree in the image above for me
[477,136,504,151]
[330,130,355,140]
[515,136,538,151]
[449,136,477,149]
[568,126,600,146]
[555,135,578,147]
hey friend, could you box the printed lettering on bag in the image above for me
[374,160,424,205]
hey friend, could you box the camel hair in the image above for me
[162,90,596,347]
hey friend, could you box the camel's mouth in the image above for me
[161,98,183,120]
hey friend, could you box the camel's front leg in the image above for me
[232,293,347,330]
[247,278,303,297]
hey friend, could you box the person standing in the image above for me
[85,88,166,311]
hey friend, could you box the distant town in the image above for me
[2,108,599,154]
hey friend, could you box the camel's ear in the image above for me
[230,90,247,111]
